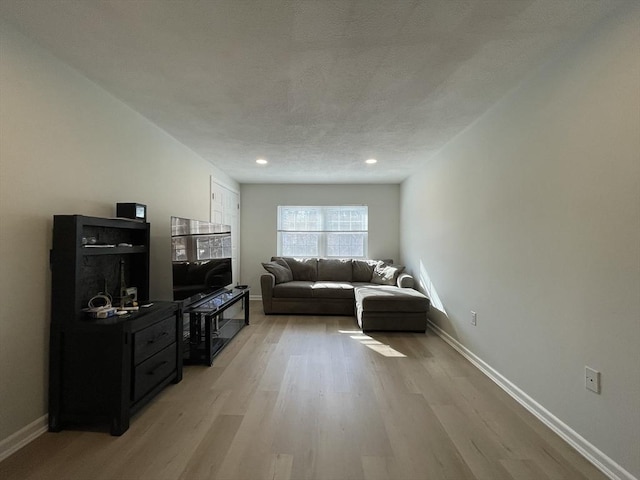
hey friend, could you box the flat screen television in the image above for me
[171,216,232,303]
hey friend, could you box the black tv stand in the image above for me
[183,287,250,366]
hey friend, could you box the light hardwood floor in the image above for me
[1,302,606,480]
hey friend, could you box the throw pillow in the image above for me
[371,262,405,286]
[352,259,379,282]
[262,261,293,284]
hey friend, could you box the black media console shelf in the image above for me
[48,215,182,435]
[184,287,250,366]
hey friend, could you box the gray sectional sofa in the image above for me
[260,257,430,332]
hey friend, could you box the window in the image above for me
[277,206,368,258]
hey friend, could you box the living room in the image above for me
[1,1,638,480]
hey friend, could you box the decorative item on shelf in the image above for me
[114,259,136,308]
[125,287,138,302]
[116,202,146,222]
[83,293,117,319]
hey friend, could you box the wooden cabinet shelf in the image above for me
[81,245,147,255]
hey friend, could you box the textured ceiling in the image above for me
[0,0,627,183]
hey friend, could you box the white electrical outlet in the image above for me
[585,366,600,393]
[471,311,477,326]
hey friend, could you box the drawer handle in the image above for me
[146,360,169,375]
[146,331,169,344]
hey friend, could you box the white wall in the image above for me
[0,23,237,448]
[240,184,400,298]
[401,4,640,479]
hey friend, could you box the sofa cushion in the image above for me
[276,257,318,281]
[261,260,293,284]
[355,286,429,313]
[272,281,314,298]
[311,281,355,299]
[371,263,405,286]
[351,259,379,282]
[317,259,352,281]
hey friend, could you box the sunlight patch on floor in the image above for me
[338,330,407,358]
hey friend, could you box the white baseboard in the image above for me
[0,414,48,462]
[427,320,637,480]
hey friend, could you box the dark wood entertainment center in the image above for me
[49,214,250,435]
[48,215,183,435]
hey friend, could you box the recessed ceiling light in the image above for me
[256,158,268,165]
[365,158,377,164]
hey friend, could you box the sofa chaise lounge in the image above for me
[260,257,430,332]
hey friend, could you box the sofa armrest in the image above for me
[260,273,275,314]
[397,273,414,288]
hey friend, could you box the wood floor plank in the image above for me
[178,414,244,480]
[430,404,515,480]
[369,376,477,479]
[215,390,282,480]
[0,303,608,480]
[500,458,553,480]
[266,453,294,480]
[361,455,403,480]
[312,392,367,480]
[94,388,233,480]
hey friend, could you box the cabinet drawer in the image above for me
[134,316,175,364]
[132,342,177,403]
